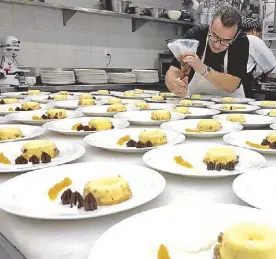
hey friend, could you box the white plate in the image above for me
[43,117,130,136]
[113,92,151,99]
[1,92,50,99]
[114,111,185,125]
[42,81,75,85]
[210,104,260,113]
[103,98,143,105]
[213,113,276,128]
[0,162,165,219]
[52,100,104,110]
[256,108,276,116]
[84,128,185,153]
[161,119,243,138]
[77,105,138,117]
[223,130,276,154]
[0,103,52,115]
[172,107,220,119]
[0,124,45,143]
[177,100,215,108]
[26,95,77,104]
[6,110,83,125]
[143,143,265,178]
[233,167,276,210]
[0,140,85,173]
[249,101,276,109]
[187,95,214,101]
[143,98,167,103]
[212,97,254,103]
[90,91,112,96]
[88,203,276,259]
[0,117,7,124]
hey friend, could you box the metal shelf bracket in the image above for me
[63,9,77,26]
[132,18,148,32]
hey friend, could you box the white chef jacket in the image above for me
[247,35,276,73]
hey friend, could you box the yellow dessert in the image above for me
[196,119,222,132]
[222,104,245,110]
[227,114,246,123]
[108,97,121,105]
[191,94,201,99]
[179,99,192,106]
[174,107,190,114]
[158,244,171,259]
[151,95,165,101]
[0,152,11,164]
[88,118,113,131]
[267,132,276,143]
[0,128,24,140]
[174,156,193,168]
[46,109,67,119]
[107,104,126,112]
[72,123,82,131]
[1,98,18,104]
[27,90,41,95]
[261,101,276,107]
[222,97,234,103]
[135,101,150,110]
[53,94,67,101]
[22,140,59,160]
[151,110,171,120]
[134,89,144,94]
[160,92,174,97]
[78,98,95,106]
[98,90,109,95]
[269,110,276,117]
[139,130,167,146]
[48,177,72,201]
[8,107,14,112]
[21,101,41,111]
[57,91,69,95]
[124,91,135,97]
[219,223,276,259]
[246,141,269,150]
[117,135,131,146]
[203,147,238,165]
[79,93,93,100]
[83,176,132,205]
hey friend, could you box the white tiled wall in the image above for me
[0,1,183,69]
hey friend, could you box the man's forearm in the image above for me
[205,70,241,93]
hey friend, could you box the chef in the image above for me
[241,18,276,98]
[166,5,249,97]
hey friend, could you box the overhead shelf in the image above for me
[0,0,194,33]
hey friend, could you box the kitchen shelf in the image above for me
[0,0,194,33]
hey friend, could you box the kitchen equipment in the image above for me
[0,36,27,88]
[121,0,131,13]
[25,77,36,87]
[158,51,174,81]
[168,10,182,20]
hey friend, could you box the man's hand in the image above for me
[182,52,205,75]
[173,76,188,97]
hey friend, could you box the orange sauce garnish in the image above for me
[174,156,193,168]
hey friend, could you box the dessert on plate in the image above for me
[0,128,24,140]
[32,109,67,120]
[88,118,114,131]
[151,95,165,101]
[0,98,19,104]
[261,132,276,149]
[191,94,201,99]
[203,146,239,171]
[222,97,234,103]
[261,101,275,107]
[78,98,95,106]
[27,90,41,95]
[269,110,276,117]
[54,94,67,101]
[9,101,41,112]
[108,97,121,105]
[79,93,93,100]
[174,107,190,114]
[196,119,222,132]
[107,104,126,112]
[221,104,245,110]
[139,130,167,146]
[227,114,246,123]
[214,222,276,259]
[134,89,144,94]
[179,99,192,106]
[57,91,70,96]
[83,175,132,205]
[98,90,110,95]
[124,91,135,97]
[135,101,150,110]
[151,110,171,120]
[160,92,174,97]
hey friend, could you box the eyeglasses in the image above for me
[208,26,240,47]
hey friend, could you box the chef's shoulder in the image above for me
[229,31,249,53]
[182,24,208,41]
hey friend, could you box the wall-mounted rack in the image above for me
[0,0,194,34]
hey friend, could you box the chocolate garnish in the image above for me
[84,126,90,131]
[47,96,53,100]
[206,159,239,171]
[61,189,73,205]
[111,124,114,129]
[15,155,28,164]
[70,191,83,209]
[136,141,146,148]
[84,193,97,211]
[0,100,5,104]
[41,152,51,163]
[144,141,153,147]
[15,107,21,111]
[261,138,269,146]
[53,114,59,119]
[126,139,137,147]
[42,114,48,120]
[77,124,84,131]
[29,155,40,165]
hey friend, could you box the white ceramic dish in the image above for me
[143,143,265,178]
[6,110,83,125]
[223,130,276,154]
[26,95,77,104]
[0,117,6,124]
[249,100,276,109]
[213,113,276,128]
[161,119,243,138]
[84,128,185,153]
[172,107,220,119]
[88,203,276,259]
[0,162,166,219]
[113,92,151,99]
[210,104,260,113]
[43,117,130,136]
[1,91,50,99]
[0,103,52,115]
[52,100,104,110]
[114,110,185,125]
[0,124,45,143]
[187,95,215,101]
[256,108,276,116]
[212,97,254,104]
[177,100,215,108]
[0,140,85,173]
[233,167,276,210]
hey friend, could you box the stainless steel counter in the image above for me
[0,83,167,93]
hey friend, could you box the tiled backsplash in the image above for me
[0,1,183,69]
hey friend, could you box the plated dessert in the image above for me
[107,104,127,112]
[107,97,121,105]
[0,98,19,105]
[174,106,190,114]
[8,101,41,112]
[32,109,67,120]
[226,114,246,123]
[0,127,24,140]
[27,90,41,95]
[245,132,276,150]
[185,119,222,133]
[221,104,246,110]
[151,110,172,121]
[151,95,165,102]
[211,103,259,113]
[72,118,114,132]
[135,101,150,110]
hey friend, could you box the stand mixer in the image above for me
[0,36,27,88]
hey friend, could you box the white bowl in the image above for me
[168,10,181,20]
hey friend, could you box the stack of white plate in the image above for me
[41,71,75,85]
[107,73,136,83]
[74,69,107,84]
[132,69,159,83]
